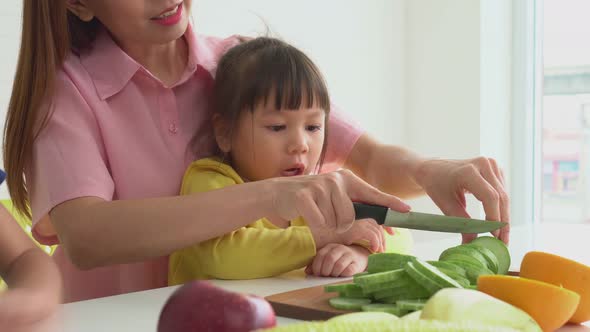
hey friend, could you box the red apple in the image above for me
[157,281,276,332]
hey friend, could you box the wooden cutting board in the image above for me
[265,272,521,321]
[265,280,353,321]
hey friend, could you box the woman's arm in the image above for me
[344,133,510,244]
[0,205,62,325]
[50,170,409,270]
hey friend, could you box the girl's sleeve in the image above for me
[171,226,316,282]
[28,70,114,245]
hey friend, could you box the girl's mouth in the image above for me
[281,166,304,177]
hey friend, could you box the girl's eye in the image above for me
[267,125,286,132]
[306,125,322,132]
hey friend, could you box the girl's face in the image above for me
[219,103,326,182]
[70,0,192,46]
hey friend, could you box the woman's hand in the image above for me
[305,244,370,277]
[414,157,510,244]
[267,170,410,247]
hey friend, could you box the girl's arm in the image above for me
[0,205,62,325]
[50,170,408,270]
[169,225,316,283]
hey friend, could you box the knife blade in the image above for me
[353,202,507,233]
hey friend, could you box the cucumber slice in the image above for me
[367,253,416,273]
[359,274,414,294]
[470,236,511,275]
[427,260,467,277]
[439,252,487,269]
[324,283,362,293]
[329,297,371,310]
[353,268,406,286]
[443,259,494,284]
[372,282,430,301]
[396,299,427,311]
[440,245,489,268]
[436,268,471,288]
[411,259,463,289]
[404,261,442,295]
[361,303,406,316]
[464,244,500,273]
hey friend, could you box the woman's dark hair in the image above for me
[213,37,331,172]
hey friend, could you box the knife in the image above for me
[353,202,507,233]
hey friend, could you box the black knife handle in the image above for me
[353,203,388,225]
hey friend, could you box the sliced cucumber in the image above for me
[353,268,406,286]
[372,283,430,301]
[359,274,414,294]
[329,297,371,310]
[401,310,422,320]
[404,261,442,295]
[427,260,466,277]
[396,299,427,312]
[367,253,416,273]
[439,252,488,269]
[411,259,463,289]
[324,283,362,293]
[443,259,494,284]
[439,245,489,268]
[361,303,406,316]
[437,268,471,288]
[464,244,500,273]
[470,236,511,275]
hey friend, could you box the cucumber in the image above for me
[403,261,442,295]
[427,260,466,277]
[329,297,371,310]
[367,253,416,273]
[353,268,406,286]
[443,259,494,284]
[411,259,463,289]
[436,268,471,288]
[396,299,427,312]
[372,282,430,301]
[359,274,415,294]
[439,245,489,268]
[464,244,500,273]
[324,283,362,293]
[439,252,488,269]
[470,236,511,275]
[361,303,406,316]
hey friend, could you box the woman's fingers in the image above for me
[341,170,411,213]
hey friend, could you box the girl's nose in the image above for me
[288,133,309,154]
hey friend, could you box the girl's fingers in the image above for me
[320,246,345,276]
[341,262,360,277]
[331,254,353,277]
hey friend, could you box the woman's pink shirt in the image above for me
[29,25,363,302]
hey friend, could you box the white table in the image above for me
[46,225,590,331]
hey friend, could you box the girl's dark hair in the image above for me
[213,37,331,172]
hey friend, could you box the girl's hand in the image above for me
[415,157,510,244]
[268,169,410,246]
[337,218,385,253]
[305,243,370,277]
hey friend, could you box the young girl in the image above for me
[0,169,62,329]
[3,0,509,302]
[168,37,411,284]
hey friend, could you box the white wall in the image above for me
[192,0,407,145]
[0,4,21,199]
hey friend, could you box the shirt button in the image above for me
[169,123,178,134]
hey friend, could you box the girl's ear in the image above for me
[212,114,232,153]
[66,1,95,22]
